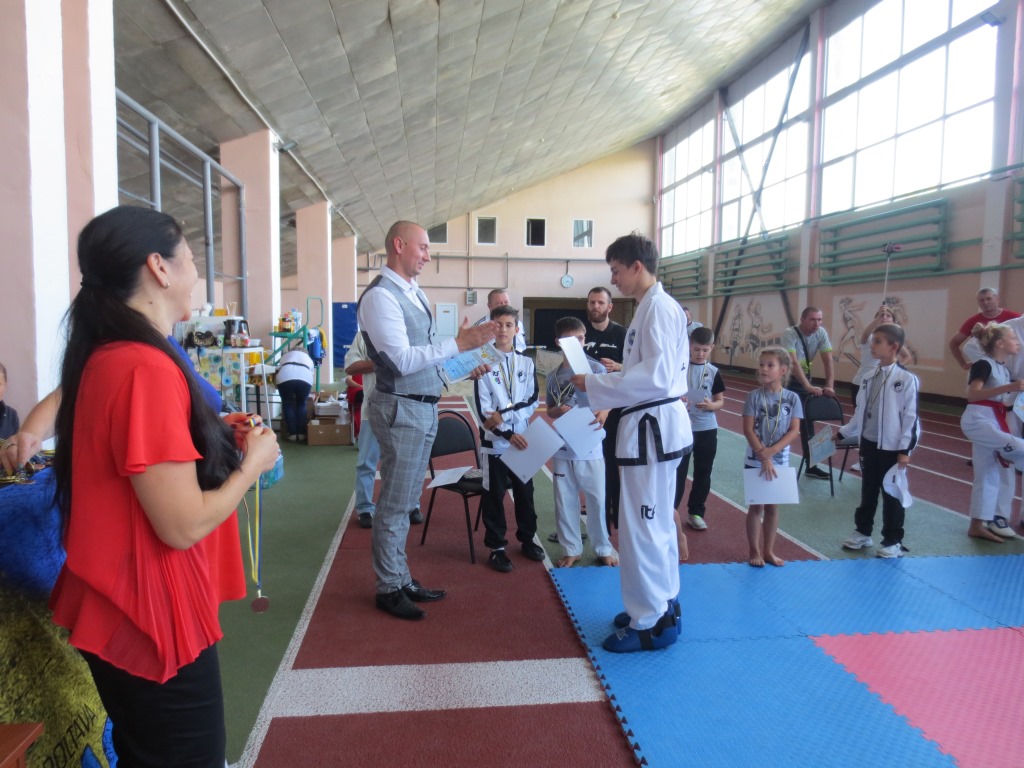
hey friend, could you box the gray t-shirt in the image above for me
[685,362,725,432]
[742,388,803,466]
[782,326,832,378]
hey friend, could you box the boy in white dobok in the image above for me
[573,233,692,653]
[547,316,618,568]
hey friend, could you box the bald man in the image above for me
[358,221,495,620]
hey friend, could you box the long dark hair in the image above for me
[54,206,240,524]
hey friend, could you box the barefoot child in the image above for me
[742,347,802,567]
[546,317,618,568]
[959,322,1024,541]
[838,324,920,557]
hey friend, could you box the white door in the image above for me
[435,302,458,343]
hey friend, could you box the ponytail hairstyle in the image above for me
[971,321,1012,356]
[54,206,240,525]
[758,346,792,388]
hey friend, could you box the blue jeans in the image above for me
[277,379,311,437]
[355,411,380,515]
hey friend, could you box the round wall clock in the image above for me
[560,273,574,288]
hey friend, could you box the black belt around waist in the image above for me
[620,397,677,417]
[392,393,440,404]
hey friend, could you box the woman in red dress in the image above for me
[50,206,279,767]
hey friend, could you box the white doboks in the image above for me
[882,465,913,508]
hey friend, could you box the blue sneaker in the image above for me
[612,598,682,631]
[602,610,678,653]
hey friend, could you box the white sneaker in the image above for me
[850,462,861,471]
[842,532,873,550]
[877,543,904,558]
[687,514,707,530]
[987,516,1017,538]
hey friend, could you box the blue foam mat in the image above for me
[550,556,1024,767]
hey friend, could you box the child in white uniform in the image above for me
[742,347,802,567]
[474,305,542,572]
[838,324,920,558]
[546,317,618,568]
[960,322,1024,541]
[573,233,692,653]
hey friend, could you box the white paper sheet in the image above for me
[551,406,605,458]
[426,466,473,489]
[743,466,800,505]
[808,425,837,466]
[498,418,565,484]
[555,335,593,376]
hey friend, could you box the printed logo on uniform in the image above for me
[893,380,904,392]
[1004,443,1014,453]
[627,329,637,353]
[517,370,526,381]
[781,403,792,417]
[641,504,656,519]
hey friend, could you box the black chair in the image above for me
[836,433,860,482]
[797,394,848,497]
[420,410,485,563]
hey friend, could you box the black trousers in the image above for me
[854,439,905,546]
[603,409,621,529]
[482,455,537,549]
[82,644,225,768]
[674,429,718,515]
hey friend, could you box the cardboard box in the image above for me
[307,420,351,446]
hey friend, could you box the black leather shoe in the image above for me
[409,508,424,524]
[805,466,830,479]
[521,541,546,561]
[402,579,446,602]
[375,589,425,620]
[358,513,372,529]
[489,549,513,573]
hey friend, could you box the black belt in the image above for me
[620,397,677,417]
[392,393,440,404]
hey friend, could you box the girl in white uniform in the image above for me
[960,322,1024,541]
[574,234,692,653]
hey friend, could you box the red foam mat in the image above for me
[815,626,1024,768]
[253,701,637,767]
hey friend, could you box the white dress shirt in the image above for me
[357,265,459,376]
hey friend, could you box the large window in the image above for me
[476,216,496,245]
[658,0,1007,255]
[820,0,998,214]
[659,104,716,257]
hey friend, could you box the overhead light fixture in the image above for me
[275,139,298,153]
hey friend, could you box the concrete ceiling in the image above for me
[113,0,826,276]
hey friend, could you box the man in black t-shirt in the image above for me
[584,286,627,528]
[584,287,627,370]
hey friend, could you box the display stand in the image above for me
[221,347,272,428]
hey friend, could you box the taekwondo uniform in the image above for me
[586,282,693,633]
[474,348,540,550]
[960,355,1024,524]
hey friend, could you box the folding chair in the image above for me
[836,433,860,482]
[797,394,846,496]
[420,410,485,563]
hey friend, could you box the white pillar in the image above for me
[220,130,281,342]
[296,202,333,382]
[0,0,71,414]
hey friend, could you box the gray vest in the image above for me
[357,275,443,397]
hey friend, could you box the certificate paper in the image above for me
[555,335,593,376]
[551,406,605,459]
[498,418,565,484]
[743,467,799,505]
[426,466,473,488]
[808,425,837,466]
[442,343,504,385]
